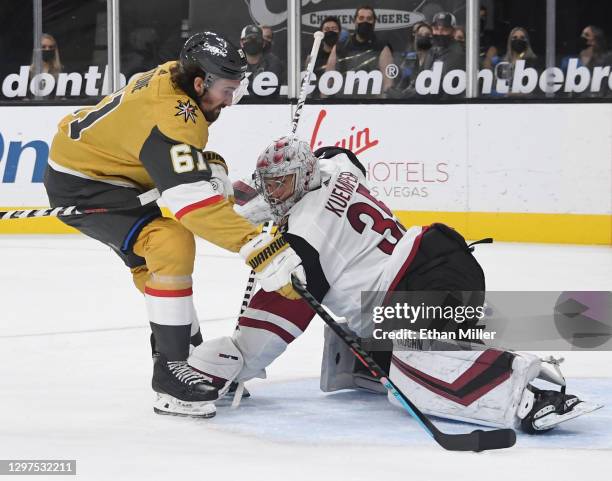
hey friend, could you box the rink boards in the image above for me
[0,103,610,244]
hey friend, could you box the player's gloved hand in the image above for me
[240,232,306,299]
[204,151,234,200]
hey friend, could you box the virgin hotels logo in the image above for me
[309,109,379,155]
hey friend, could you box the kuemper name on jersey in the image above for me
[325,171,359,217]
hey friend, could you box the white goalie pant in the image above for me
[188,289,315,394]
[389,349,542,428]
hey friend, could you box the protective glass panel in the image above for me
[187,0,288,100]
[300,1,467,100]
[119,0,190,80]
[478,0,612,99]
[0,0,108,102]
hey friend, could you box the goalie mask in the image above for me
[254,136,321,220]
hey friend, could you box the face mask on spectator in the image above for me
[432,34,451,48]
[42,49,55,62]
[511,38,528,53]
[243,39,263,56]
[323,31,339,47]
[578,36,589,49]
[356,22,374,40]
[416,36,432,50]
[262,41,271,54]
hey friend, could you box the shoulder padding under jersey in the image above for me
[314,146,367,178]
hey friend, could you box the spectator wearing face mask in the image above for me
[29,33,63,98]
[325,5,394,94]
[578,25,611,70]
[493,27,540,97]
[389,22,433,97]
[503,27,538,67]
[422,11,465,89]
[560,25,611,98]
[240,24,283,97]
[306,16,341,79]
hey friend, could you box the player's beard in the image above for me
[199,93,224,123]
[202,103,223,123]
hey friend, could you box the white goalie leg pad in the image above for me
[233,289,314,381]
[188,336,244,397]
[232,321,286,382]
[389,349,541,428]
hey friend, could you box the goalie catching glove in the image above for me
[239,232,305,299]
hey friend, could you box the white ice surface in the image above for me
[0,235,610,481]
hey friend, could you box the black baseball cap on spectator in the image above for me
[432,12,457,28]
[241,25,263,40]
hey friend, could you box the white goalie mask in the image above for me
[254,136,321,221]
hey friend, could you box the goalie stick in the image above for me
[231,31,326,408]
[291,274,517,452]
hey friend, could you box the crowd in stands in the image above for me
[20,4,612,100]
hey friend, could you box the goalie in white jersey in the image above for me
[189,136,599,433]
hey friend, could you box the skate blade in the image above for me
[533,401,603,430]
[153,393,216,419]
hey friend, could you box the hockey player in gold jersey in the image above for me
[44,31,304,418]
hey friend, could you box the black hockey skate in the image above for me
[521,385,601,434]
[152,354,218,418]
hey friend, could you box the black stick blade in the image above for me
[436,428,516,452]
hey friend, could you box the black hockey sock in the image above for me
[149,322,191,360]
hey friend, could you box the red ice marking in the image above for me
[144,286,193,297]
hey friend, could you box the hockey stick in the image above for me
[231,31,326,408]
[239,30,325,312]
[0,188,160,220]
[290,31,325,135]
[291,275,517,452]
